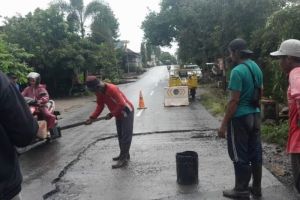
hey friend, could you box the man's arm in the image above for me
[218,90,240,138]
[37,87,50,104]
[90,96,105,119]
[0,77,38,147]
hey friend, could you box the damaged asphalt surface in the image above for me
[19,66,299,199]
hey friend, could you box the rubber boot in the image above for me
[250,164,262,199]
[223,164,251,199]
[112,143,130,169]
[112,140,122,161]
[113,153,130,161]
[112,139,130,161]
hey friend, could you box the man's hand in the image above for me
[85,118,94,125]
[105,113,113,120]
[218,125,226,138]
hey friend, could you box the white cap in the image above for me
[27,72,40,79]
[270,39,300,58]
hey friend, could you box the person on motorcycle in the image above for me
[22,72,56,133]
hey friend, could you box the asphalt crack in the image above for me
[42,128,218,199]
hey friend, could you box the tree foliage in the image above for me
[52,0,119,42]
[1,4,121,96]
[89,4,119,44]
[159,51,177,65]
[142,0,299,103]
[142,0,284,64]
[0,35,33,83]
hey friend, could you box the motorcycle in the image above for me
[18,96,106,154]
[17,97,62,153]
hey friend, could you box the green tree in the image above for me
[159,51,177,65]
[52,0,120,83]
[142,0,284,64]
[250,4,300,102]
[0,35,33,83]
[89,4,119,44]
[2,7,84,95]
[52,0,116,39]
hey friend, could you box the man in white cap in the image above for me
[270,39,300,196]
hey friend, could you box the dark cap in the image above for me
[86,76,100,89]
[228,38,253,54]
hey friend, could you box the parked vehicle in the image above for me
[168,65,198,99]
[184,64,202,81]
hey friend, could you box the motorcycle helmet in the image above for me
[27,72,41,86]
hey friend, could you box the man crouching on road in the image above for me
[85,76,134,169]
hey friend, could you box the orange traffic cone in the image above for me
[138,90,147,109]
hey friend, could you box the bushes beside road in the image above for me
[200,84,289,147]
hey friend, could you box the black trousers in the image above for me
[227,113,262,165]
[227,113,262,187]
[115,110,134,146]
[291,154,300,194]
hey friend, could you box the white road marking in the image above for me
[136,109,144,117]
[150,91,154,96]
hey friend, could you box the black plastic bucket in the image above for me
[176,151,198,185]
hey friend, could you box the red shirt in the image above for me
[90,83,134,120]
[287,67,300,153]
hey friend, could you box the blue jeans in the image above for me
[227,113,262,166]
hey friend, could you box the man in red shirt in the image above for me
[271,39,300,195]
[85,76,134,169]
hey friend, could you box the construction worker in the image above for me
[270,39,300,196]
[85,76,134,169]
[218,38,263,199]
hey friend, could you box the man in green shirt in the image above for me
[218,38,263,199]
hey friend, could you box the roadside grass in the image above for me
[200,84,227,117]
[261,121,289,147]
[200,83,288,147]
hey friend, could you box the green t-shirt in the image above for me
[228,59,263,118]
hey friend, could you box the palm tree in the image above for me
[51,0,120,82]
[51,0,109,38]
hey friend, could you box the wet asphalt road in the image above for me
[19,66,298,199]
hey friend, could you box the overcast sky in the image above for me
[0,0,176,54]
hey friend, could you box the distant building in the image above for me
[125,49,142,71]
[116,40,142,73]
